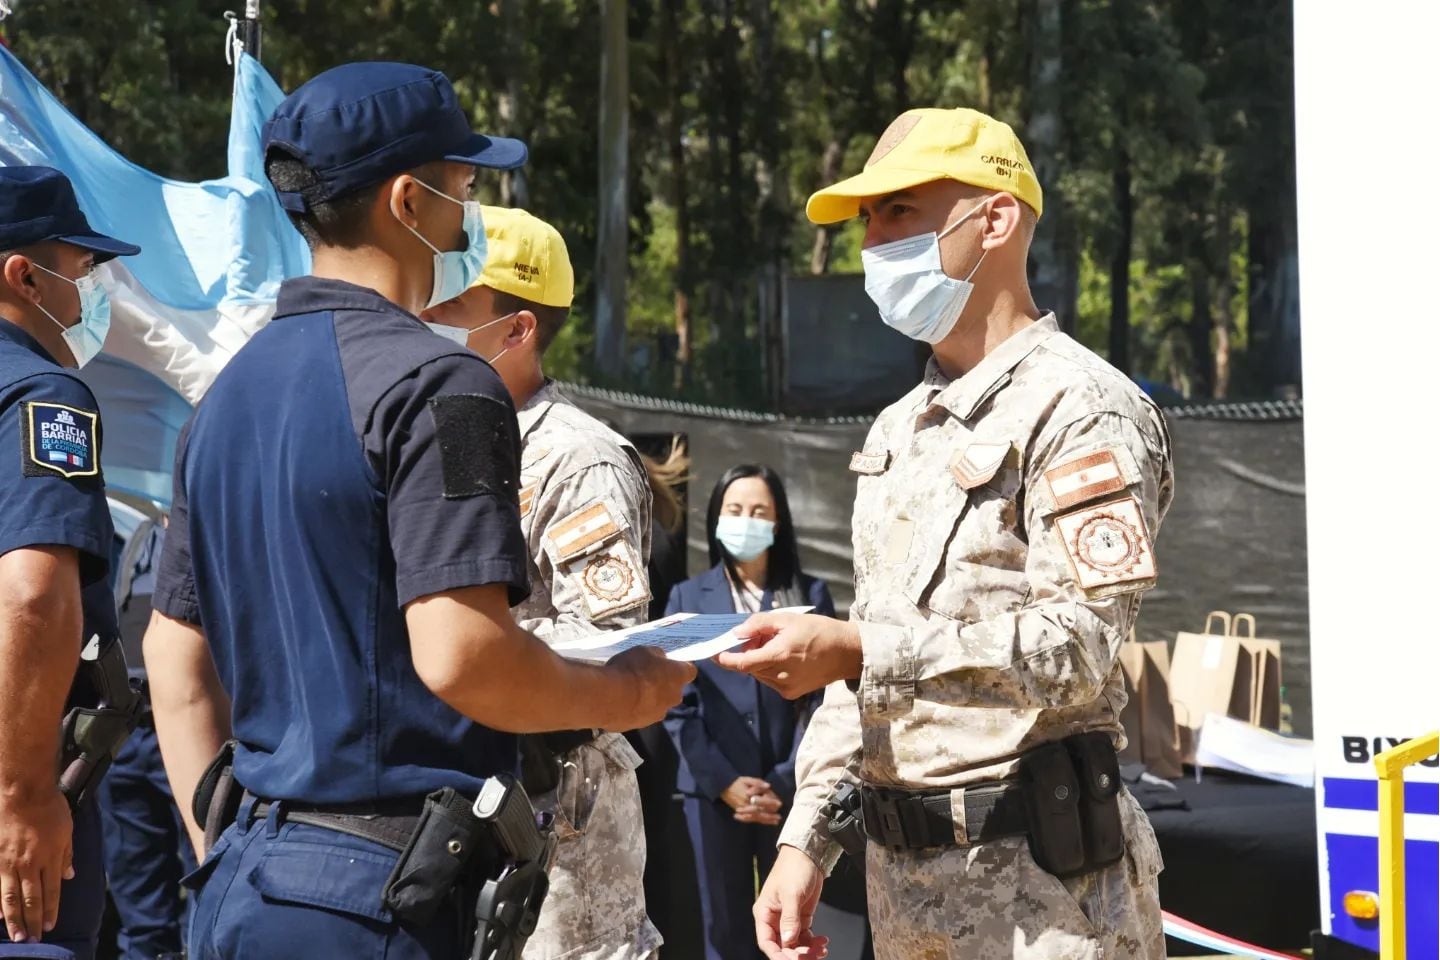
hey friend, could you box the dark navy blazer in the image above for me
[662,564,834,804]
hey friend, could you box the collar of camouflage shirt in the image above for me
[919,313,1059,422]
[517,379,561,440]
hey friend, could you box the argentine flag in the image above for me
[0,41,308,504]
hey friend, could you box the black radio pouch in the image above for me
[191,739,241,855]
[1018,741,1087,877]
[384,788,495,927]
[1068,731,1125,870]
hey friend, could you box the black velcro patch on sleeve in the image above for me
[427,394,520,502]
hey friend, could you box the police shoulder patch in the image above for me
[21,401,99,479]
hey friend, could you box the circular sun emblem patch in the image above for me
[583,554,634,601]
[1074,512,1142,575]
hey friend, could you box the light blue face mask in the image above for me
[33,262,110,369]
[424,312,516,366]
[399,178,487,309]
[716,515,775,562]
[860,200,989,345]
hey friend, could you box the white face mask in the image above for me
[425,311,516,366]
[396,179,487,309]
[860,200,989,344]
[32,262,110,368]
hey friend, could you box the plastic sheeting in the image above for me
[567,385,1312,737]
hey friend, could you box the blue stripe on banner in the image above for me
[1323,778,1440,815]
[1325,833,1439,958]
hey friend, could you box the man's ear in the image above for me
[1,253,43,305]
[980,191,1023,250]
[385,174,425,230]
[511,310,539,347]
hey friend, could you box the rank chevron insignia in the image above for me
[950,442,1012,490]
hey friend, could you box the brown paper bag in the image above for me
[1232,613,1282,730]
[1116,632,1183,778]
[1170,611,1252,761]
[1170,611,1285,759]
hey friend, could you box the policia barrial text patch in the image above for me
[22,401,99,479]
[428,394,519,502]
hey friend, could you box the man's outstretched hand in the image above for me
[754,845,830,959]
[715,613,861,699]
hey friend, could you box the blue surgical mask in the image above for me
[861,200,989,344]
[399,179,487,309]
[716,515,775,562]
[33,262,110,368]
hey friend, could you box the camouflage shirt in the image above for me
[514,382,661,959]
[779,315,1175,870]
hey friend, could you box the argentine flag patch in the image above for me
[22,401,99,479]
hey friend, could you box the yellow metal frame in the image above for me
[1373,731,1440,960]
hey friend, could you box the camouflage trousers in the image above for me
[865,790,1163,960]
[524,734,662,960]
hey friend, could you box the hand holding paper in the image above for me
[714,612,863,699]
[552,607,814,663]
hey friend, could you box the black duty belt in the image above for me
[860,781,1028,850]
[248,793,428,853]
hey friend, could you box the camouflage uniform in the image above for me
[513,382,661,960]
[779,316,1174,959]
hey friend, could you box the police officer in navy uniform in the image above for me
[0,166,141,960]
[141,62,694,959]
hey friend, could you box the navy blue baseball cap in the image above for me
[0,166,141,262]
[262,62,528,213]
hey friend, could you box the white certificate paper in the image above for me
[552,606,814,663]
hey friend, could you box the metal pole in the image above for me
[240,0,262,61]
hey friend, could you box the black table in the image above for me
[1147,769,1320,953]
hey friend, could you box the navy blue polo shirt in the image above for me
[152,277,529,804]
[0,320,117,653]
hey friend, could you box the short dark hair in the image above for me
[705,463,803,592]
[491,289,570,354]
[264,153,447,251]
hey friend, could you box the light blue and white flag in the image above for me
[0,37,308,503]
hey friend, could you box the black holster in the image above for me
[383,788,498,929]
[59,635,143,811]
[191,739,242,855]
[824,781,867,861]
[1019,732,1125,878]
[468,774,557,960]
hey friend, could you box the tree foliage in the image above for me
[4,0,1298,407]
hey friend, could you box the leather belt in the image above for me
[248,793,426,853]
[860,781,1028,850]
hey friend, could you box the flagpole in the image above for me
[239,0,261,62]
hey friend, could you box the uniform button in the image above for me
[1098,774,1111,790]
[1054,785,1070,801]
[447,839,464,855]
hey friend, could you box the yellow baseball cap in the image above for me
[476,206,575,308]
[806,107,1043,225]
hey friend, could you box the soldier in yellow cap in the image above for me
[715,109,1174,958]
[420,207,661,960]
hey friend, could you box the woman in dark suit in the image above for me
[663,464,834,960]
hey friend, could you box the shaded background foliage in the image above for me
[2,0,1299,412]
